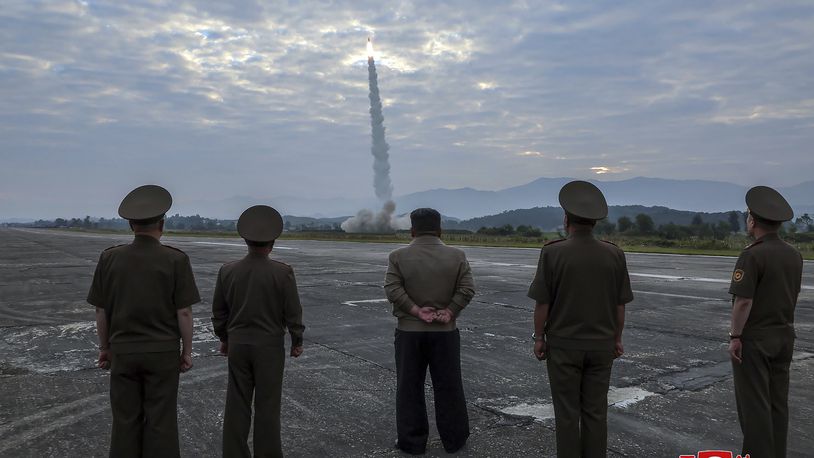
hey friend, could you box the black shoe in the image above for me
[394,440,425,455]
[443,440,467,454]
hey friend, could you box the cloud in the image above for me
[591,166,629,175]
[1,0,813,218]
[476,81,498,90]
[709,99,814,124]
[516,151,569,160]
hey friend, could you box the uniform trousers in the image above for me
[394,329,470,454]
[223,343,286,458]
[546,347,614,458]
[109,351,180,458]
[733,333,794,458]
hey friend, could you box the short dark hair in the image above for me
[410,208,441,233]
[245,239,275,248]
[565,212,597,228]
[130,216,164,232]
[750,212,782,231]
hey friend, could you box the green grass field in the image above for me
[49,228,814,259]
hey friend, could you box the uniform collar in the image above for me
[568,229,595,240]
[756,232,780,242]
[410,235,444,245]
[246,251,270,259]
[132,234,160,245]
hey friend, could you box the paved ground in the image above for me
[0,227,812,457]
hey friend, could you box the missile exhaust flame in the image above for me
[342,37,408,233]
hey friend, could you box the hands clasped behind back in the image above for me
[413,305,455,324]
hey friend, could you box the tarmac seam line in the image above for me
[307,339,394,373]
[0,365,228,453]
[470,299,528,311]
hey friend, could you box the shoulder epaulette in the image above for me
[270,259,292,268]
[744,240,763,250]
[601,240,619,247]
[217,260,239,271]
[103,244,126,252]
[161,244,187,254]
[544,238,566,246]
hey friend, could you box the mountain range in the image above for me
[393,177,814,220]
[174,177,814,220]
[6,177,810,224]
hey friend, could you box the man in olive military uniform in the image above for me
[527,181,633,458]
[88,184,200,458]
[728,186,803,458]
[211,205,305,458]
[384,208,475,455]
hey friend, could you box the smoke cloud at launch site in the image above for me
[341,46,408,233]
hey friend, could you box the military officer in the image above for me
[728,186,803,458]
[211,205,305,458]
[87,184,200,458]
[384,207,475,455]
[527,181,633,458]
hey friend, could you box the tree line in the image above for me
[22,211,814,239]
[26,214,343,232]
[476,225,543,237]
[477,211,814,240]
[597,212,742,239]
[30,214,237,232]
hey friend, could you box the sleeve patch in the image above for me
[733,269,745,282]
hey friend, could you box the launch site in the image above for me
[1,228,812,456]
[2,1,814,457]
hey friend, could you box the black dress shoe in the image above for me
[443,440,466,454]
[394,440,426,455]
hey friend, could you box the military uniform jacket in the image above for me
[728,233,803,338]
[384,235,475,332]
[87,235,201,353]
[527,231,634,351]
[211,253,305,347]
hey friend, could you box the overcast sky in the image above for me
[2,1,813,218]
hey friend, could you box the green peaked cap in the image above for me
[237,205,284,242]
[118,185,172,222]
[746,186,793,222]
[558,180,608,220]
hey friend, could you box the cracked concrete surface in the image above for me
[0,228,812,457]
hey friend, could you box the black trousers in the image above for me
[223,343,286,458]
[546,347,614,458]
[109,351,180,458]
[733,334,794,458]
[394,329,470,454]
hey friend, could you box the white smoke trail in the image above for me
[340,200,410,233]
[367,52,393,201]
[342,44,405,233]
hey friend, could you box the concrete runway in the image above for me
[0,227,812,457]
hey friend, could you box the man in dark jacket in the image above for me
[528,181,633,458]
[728,186,802,458]
[88,184,200,458]
[212,205,305,458]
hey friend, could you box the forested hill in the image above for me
[445,205,739,232]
